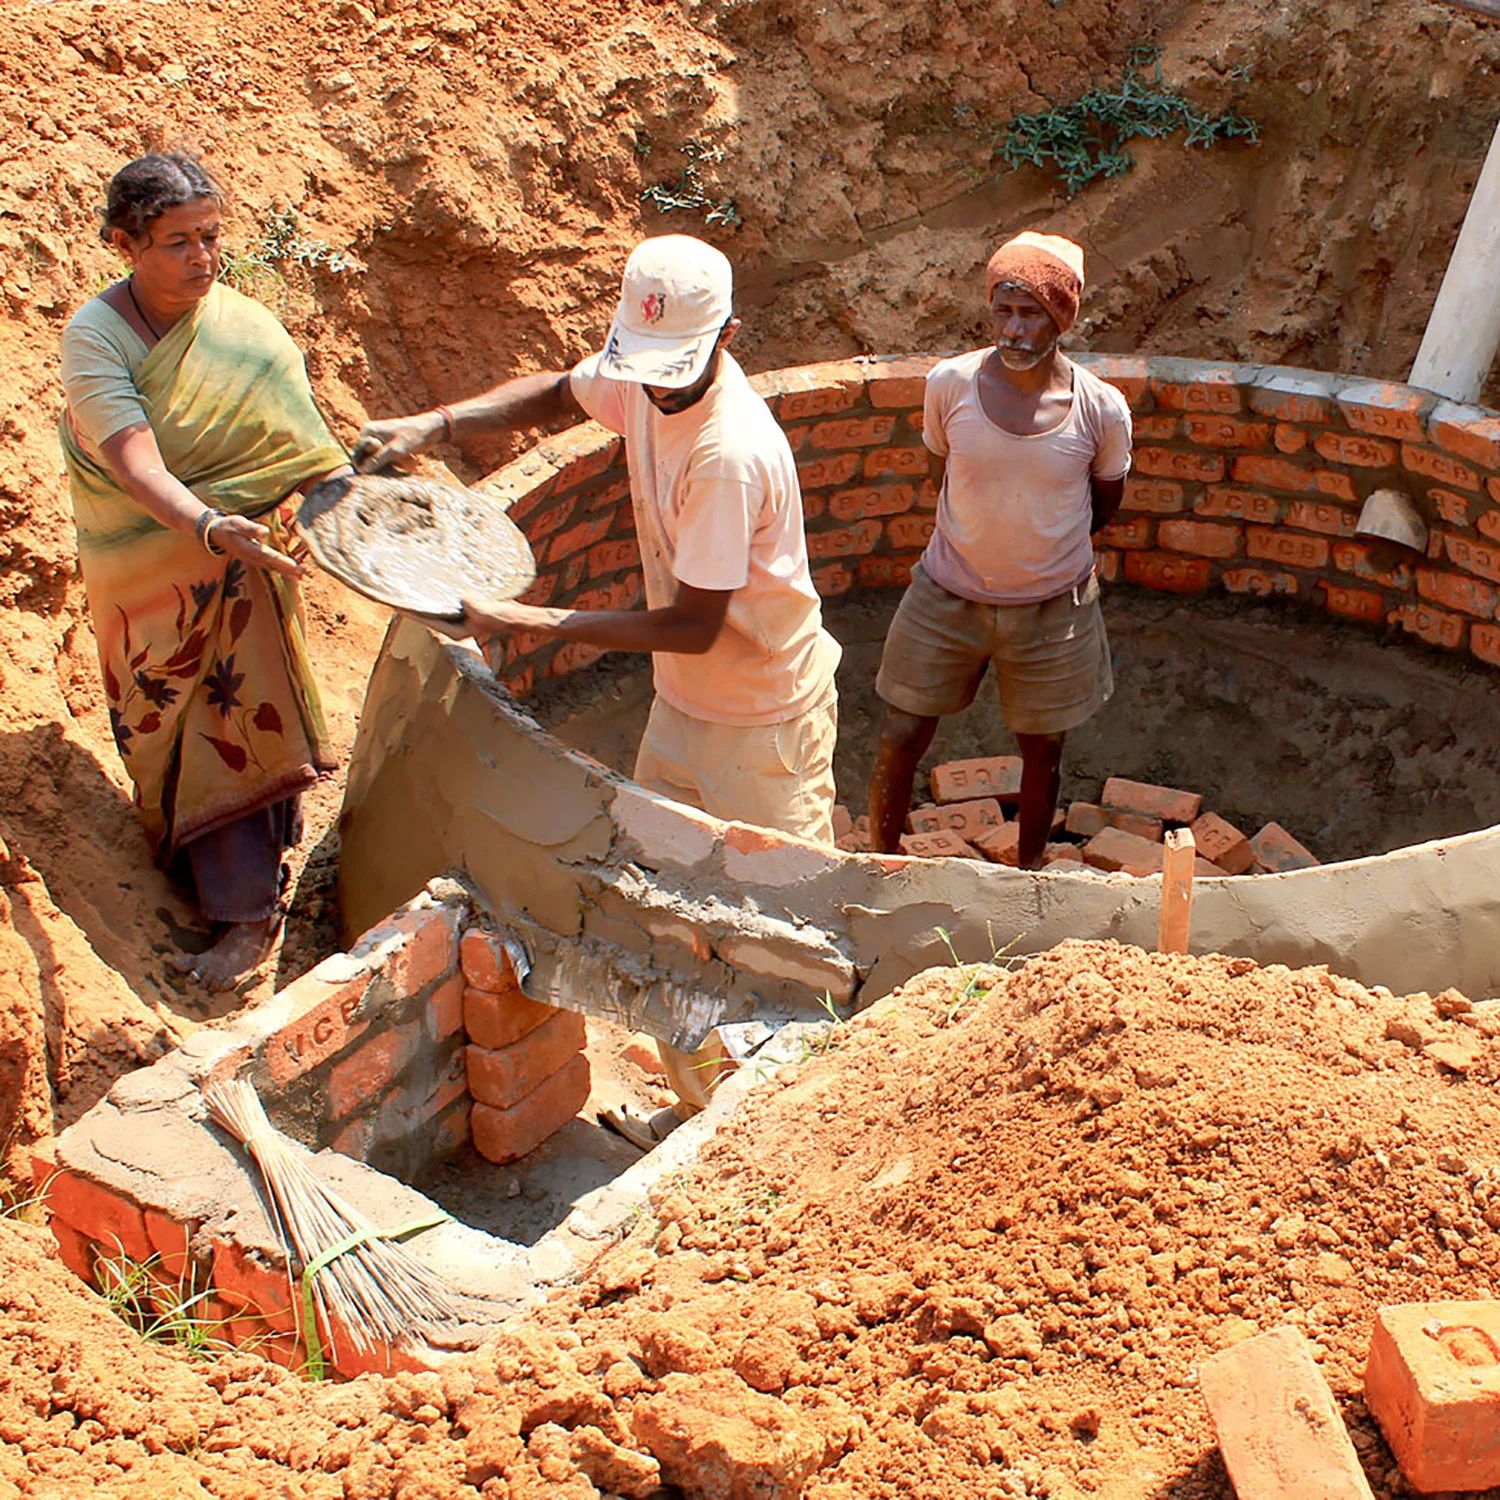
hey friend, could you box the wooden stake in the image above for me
[1158,827,1195,955]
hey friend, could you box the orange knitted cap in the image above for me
[984,231,1086,333]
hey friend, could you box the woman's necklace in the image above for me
[126,276,165,341]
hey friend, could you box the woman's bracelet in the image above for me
[434,404,457,441]
[195,507,227,556]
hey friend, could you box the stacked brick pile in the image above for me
[835,761,1319,877]
[460,928,591,1164]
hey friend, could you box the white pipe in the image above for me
[1409,118,1500,404]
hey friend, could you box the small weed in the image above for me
[640,140,742,228]
[933,923,1024,1025]
[219,207,356,311]
[995,47,1258,195]
[795,990,848,1059]
[93,1246,247,1360]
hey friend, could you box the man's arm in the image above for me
[1089,475,1125,535]
[352,371,583,473]
[462,582,732,657]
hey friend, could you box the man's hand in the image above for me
[461,597,547,640]
[352,412,446,474]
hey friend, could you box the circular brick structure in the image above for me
[475,354,1500,694]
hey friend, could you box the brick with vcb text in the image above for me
[906,798,1004,840]
[1101,777,1202,826]
[1189,812,1254,875]
[930,756,1022,805]
[971,822,1021,867]
[898,829,977,860]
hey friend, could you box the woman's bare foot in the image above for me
[168,916,280,990]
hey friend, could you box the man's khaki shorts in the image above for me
[875,562,1112,735]
[632,687,838,847]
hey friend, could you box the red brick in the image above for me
[1338,382,1429,442]
[551,441,620,493]
[1082,827,1164,876]
[1250,822,1319,872]
[48,1219,97,1286]
[471,1053,591,1164]
[1416,567,1498,618]
[899,829,976,860]
[143,1210,195,1281]
[1332,540,1414,589]
[1157,518,1241,559]
[466,1009,587,1111]
[425,974,464,1043]
[1107,809,1164,842]
[1041,843,1084,867]
[970,822,1021,866]
[808,520,882,558]
[1231,455,1356,499]
[1202,1325,1375,1500]
[1151,371,1243,413]
[328,1023,424,1119]
[1321,583,1385,622]
[1195,486,1280,524]
[587,537,639,578]
[1284,500,1357,537]
[930,756,1022,805]
[1131,415,1178,441]
[1134,447,1225,483]
[1473,622,1500,667]
[1098,515,1153,549]
[1313,430,1398,468]
[1481,510,1500,544]
[1189,813,1254,875]
[461,929,521,992]
[1086,354,1151,405]
[1443,533,1500,584]
[1102,777,1201,825]
[1121,479,1187,514]
[1222,567,1299,598]
[907,797,1004,840]
[887,514,935,550]
[525,497,574,542]
[1245,527,1330,570]
[1429,488,1473,527]
[1123,551,1212,593]
[47,1171,151,1263]
[778,384,862,421]
[421,1051,471,1122]
[1404,443,1480,491]
[809,415,895,449]
[862,446,929,478]
[463,983,557,1053]
[1183,415,1272,449]
[547,641,605,677]
[857,554,918,588]
[265,970,373,1086]
[583,475,632,514]
[1389,603,1466,650]
[829,484,913,521]
[868,374,929,409]
[798,453,860,490]
[211,1243,298,1332]
[915,477,940,511]
[546,513,614,566]
[1065,803,1107,838]
[1274,424,1309,454]
[331,1116,373,1160]
[813,562,853,597]
[1249,386,1333,424]
[1365,1301,1500,1493]
[1430,409,1500,470]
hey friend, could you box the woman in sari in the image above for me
[60,151,348,989]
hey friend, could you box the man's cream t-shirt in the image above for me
[921,350,1133,605]
[570,351,840,727]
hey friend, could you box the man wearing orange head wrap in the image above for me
[868,231,1133,868]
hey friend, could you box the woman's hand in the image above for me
[352,412,446,473]
[208,515,305,578]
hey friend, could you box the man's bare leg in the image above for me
[869,706,940,853]
[1015,731,1065,869]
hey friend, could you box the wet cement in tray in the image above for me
[525,585,1500,860]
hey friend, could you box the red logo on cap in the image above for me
[640,293,665,325]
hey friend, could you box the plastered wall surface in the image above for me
[338,357,1500,1027]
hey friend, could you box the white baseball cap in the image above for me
[599,235,733,389]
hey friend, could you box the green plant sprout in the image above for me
[93,1245,261,1361]
[641,141,742,228]
[934,922,1025,1025]
[997,47,1258,195]
[219,207,356,306]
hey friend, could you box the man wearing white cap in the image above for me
[868,231,1133,869]
[354,235,842,848]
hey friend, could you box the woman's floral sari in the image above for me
[59,282,347,857]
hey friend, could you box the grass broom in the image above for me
[202,1077,470,1376]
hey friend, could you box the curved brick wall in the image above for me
[474,355,1500,690]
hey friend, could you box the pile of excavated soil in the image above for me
[5,941,1500,1498]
